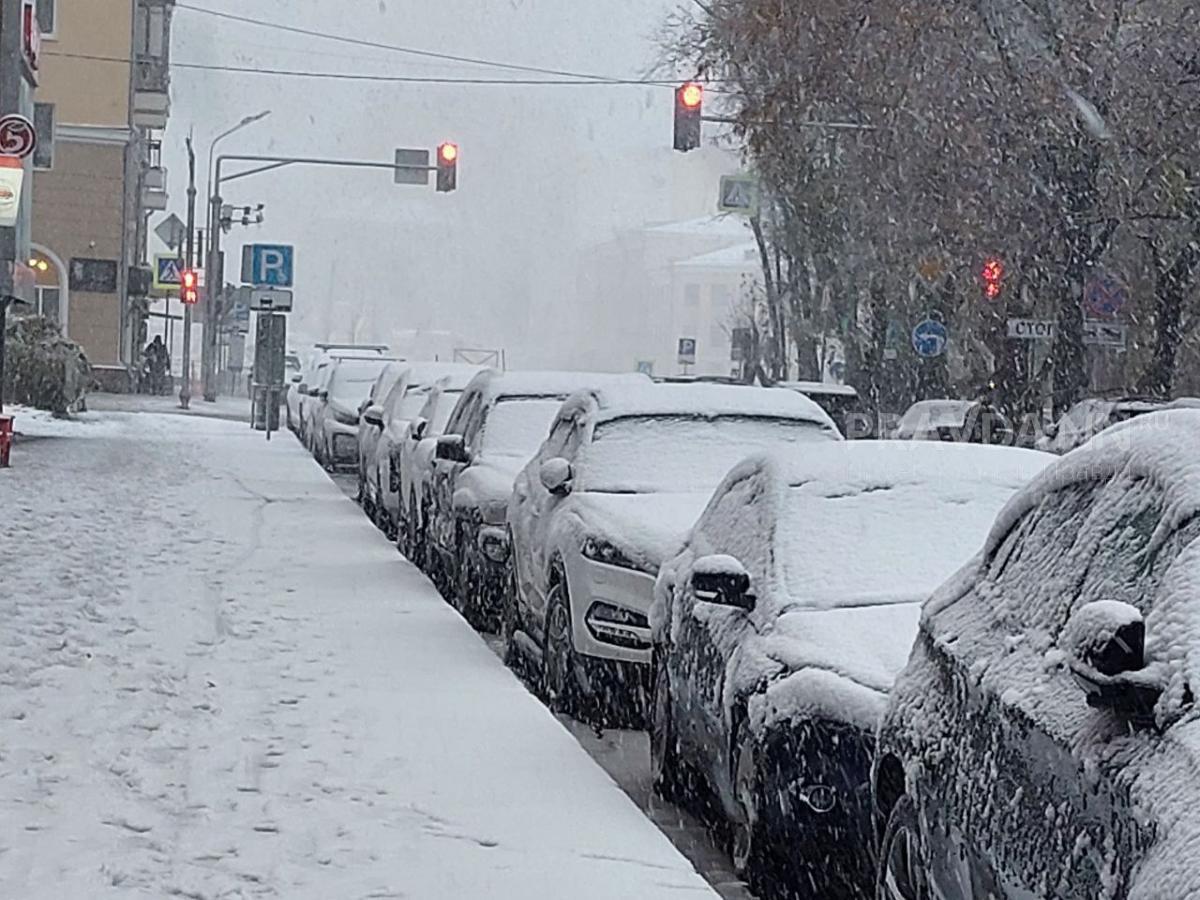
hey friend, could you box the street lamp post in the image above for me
[200,110,270,402]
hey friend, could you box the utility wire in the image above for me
[45,50,683,86]
[175,2,674,86]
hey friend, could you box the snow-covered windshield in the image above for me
[479,399,563,456]
[578,415,833,494]
[394,389,430,422]
[329,361,392,406]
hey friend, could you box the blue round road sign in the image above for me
[912,319,948,358]
[1083,272,1129,319]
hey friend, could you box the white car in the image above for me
[426,370,649,629]
[506,382,842,724]
[312,357,400,470]
[295,347,388,444]
[362,363,486,535]
[1037,396,1200,454]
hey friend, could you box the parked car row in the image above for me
[292,358,1200,900]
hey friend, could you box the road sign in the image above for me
[678,338,697,365]
[1083,272,1129,318]
[912,318,948,358]
[1083,320,1128,349]
[153,254,183,291]
[718,175,759,215]
[241,243,294,287]
[1007,318,1055,341]
[394,148,430,186]
[0,156,24,227]
[249,288,293,312]
[0,114,36,158]
[154,214,187,250]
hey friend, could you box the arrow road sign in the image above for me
[912,318,948,358]
[1083,320,1127,349]
[1007,318,1056,341]
[153,254,183,291]
[154,213,187,251]
[241,243,294,288]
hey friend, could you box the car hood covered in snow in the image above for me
[553,491,714,573]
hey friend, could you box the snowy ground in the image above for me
[1,409,719,898]
[331,474,755,900]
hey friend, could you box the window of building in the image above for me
[32,103,54,170]
[135,4,167,58]
[35,0,55,37]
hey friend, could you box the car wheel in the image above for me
[650,651,685,801]
[731,731,762,881]
[542,577,578,714]
[877,796,930,900]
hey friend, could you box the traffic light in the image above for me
[181,267,199,305]
[981,257,1005,300]
[674,82,703,152]
[436,142,458,193]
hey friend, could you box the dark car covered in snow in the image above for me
[874,410,1200,900]
[651,441,1051,899]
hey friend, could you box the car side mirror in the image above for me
[1063,601,1163,720]
[319,390,329,401]
[291,373,302,383]
[411,417,429,441]
[691,555,754,612]
[363,404,385,428]
[539,457,573,496]
[436,434,469,464]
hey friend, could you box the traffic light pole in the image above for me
[180,137,197,409]
[202,152,441,402]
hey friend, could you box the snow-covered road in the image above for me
[1,410,718,899]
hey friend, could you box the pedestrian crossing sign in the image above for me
[718,174,760,215]
[153,254,183,291]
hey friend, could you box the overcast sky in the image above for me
[161,0,734,368]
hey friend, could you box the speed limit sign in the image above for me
[0,114,37,159]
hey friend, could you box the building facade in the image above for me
[28,0,172,386]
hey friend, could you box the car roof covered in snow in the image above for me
[462,369,649,405]
[726,441,1053,611]
[399,362,492,391]
[559,382,840,433]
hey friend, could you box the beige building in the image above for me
[28,0,172,386]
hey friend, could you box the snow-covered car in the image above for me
[1037,395,1200,455]
[427,370,648,629]
[388,369,489,562]
[651,441,1052,897]
[312,357,399,469]
[507,383,841,724]
[355,361,410,510]
[873,410,1200,900]
[365,363,486,536]
[891,399,975,441]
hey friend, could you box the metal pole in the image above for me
[180,137,196,408]
[202,171,221,401]
[0,299,8,415]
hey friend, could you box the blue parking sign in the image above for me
[242,244,294,287]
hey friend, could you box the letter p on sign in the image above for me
[244,244,295,288]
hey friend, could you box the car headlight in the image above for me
[581,536,639,570]
[799,784,837,814]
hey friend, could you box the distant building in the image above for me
[28,0,174,388]
[575,217,760,375]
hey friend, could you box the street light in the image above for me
[201,110,270,402]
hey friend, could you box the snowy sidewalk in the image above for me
[0,411,717,899]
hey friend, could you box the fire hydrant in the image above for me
[0,415,13,468]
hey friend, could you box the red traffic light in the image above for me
[981,257,1004,300]
[181,268,199,304]
[674,82,704,152]
[436,142,458,193]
